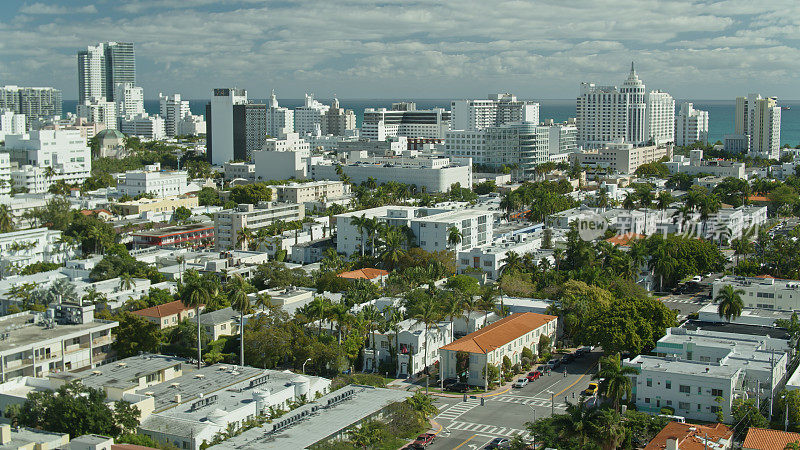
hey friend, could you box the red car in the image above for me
[410,433,435,448]
[526,370,542,381]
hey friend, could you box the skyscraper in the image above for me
[321,97,356,136]
[451,93,539,131]
[576,63,674,148]
[734,93,781,159]
[294,93,329,135]
[266,90,294,138]
[206,88,267,164]
[114,82,145,118]
[160,93,191,137]
[0,86,62,128]
[77,42,135,103]
[675,102,709,147]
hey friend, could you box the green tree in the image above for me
[181,270,214,369]
[172,206,193,223]
[112,313,162,357]
[227,274,253,366]
[406,292,443,394]
[592,353,639,411]
[716,285,744,322]
[0,204,14,233]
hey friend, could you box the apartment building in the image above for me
[439,313,558,388]
[159,92,191,138]
[266,90,294,138]
[675,102,709,146]
[132,222,215,249]
[570,140,670,174]
[666,149,745,179]
[712,276,800,310]
[362,319,453,377]
[335,205,492,257]
[445,122,549,177]
[321,98,356,136]
[735,94,781,160]
[76,98,117,130]
[118,114,166,139]
[214,202,305,250]
[451,93,539,130]
[362,102,451,140]
[117,164,192,198]
[0,228,80,276]
[0,305,117,382]
[0,85,62,128]
[132,300,205,330]
[458,232,543,279]
[251,133,311,181]
[274,180,349,204]
[113,195,199,215]
[5,130,92,192]
[294,93,330,135]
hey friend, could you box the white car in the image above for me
[691,276,702,283]
[513,378,528,388]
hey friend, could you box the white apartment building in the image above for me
[177,113,206,136]
[118,114,166,139]
[0,305,117,382]
[362,102,451,140]
[440,313,558,388]
[0,153,10,195]
[570,140,670,174]
[294,93,329,135]
[77,98,117,130]
[543,119,578,158]
[0,228,80,276]
[117,164,192,198]
[458,232,543,279]
[577,63,674,148]
[0,85,62,128]
[266,90,293,138]
[310,152,471,193]
[451,93,539,130]
[321,97,356,136]
[251,133,311,181]
[0,110,26,139]
[675,102,709,147]
[735,94,782,160]
[113,83,145,119]
[207,88,248,165]
[274,180,349,204]
[5,130,92,191]
[159,92,191,137]
[666,149,745,179]
[335,205,492,256]
[223,162,256,182]
[445,122,549,177]
[363,319,453,377]
[214,202,305,250]
[712,276,800,310]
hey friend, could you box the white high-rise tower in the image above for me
[159,93,191,137]
[266,90,294,138]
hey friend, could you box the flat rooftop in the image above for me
[199,307,238,326]
[682,320,790,340]
[659,327,788,352]
[626,355,741,378]
[50,354,187,391]
[0,427,67,449]
[211,385,412,449]
[0,313,117,354]
[133,222,214,238]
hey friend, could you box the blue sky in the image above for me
[1,0,799,100]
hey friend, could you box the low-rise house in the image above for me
[199,307,242,341]
[0,424,69,449]
[439,312,558,388]
[362,318,453,377]
[337,268,389,285]
[644,421,732,450]
[742,428,800,450]
[131,300,204,330]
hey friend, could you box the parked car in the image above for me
[584,382,599,396]
[549,358,562,369]
[562,352,576,363]
[449,383,470,393]
[691,275,702,283]
[486,437,510,448]
[576,346,592,356]
[410,433,435,448]
[513,378,529,388]
[539,364,552,373]
[526,370,541,381]
[442,378,458,390]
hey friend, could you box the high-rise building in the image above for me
[159,93,191,138]
[77,42,135,103]
[294,93,330,135]
[0,86,62,128]
[113,82,145,119]
[675,102,709,147]
[0,111,27,137]
[734,93,781,159]
[542,119,578,160]
[5,130,92,192]
[362,102,451,141]
[77,98,117,130]
[576,63,674,148]
[445,122,549,177]
[119,114,166,139]
[451,93,539,130]
[206,88,267,164]
[321,98,356,136]
[266,90,293,138]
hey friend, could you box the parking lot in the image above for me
[426,349,602,449]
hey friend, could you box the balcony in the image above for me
[5,358,33,370]
[92,336,112,347]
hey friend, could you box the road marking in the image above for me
[435,399,481,421]
[453,434,477,449]
[449,421,529,438]
[552,361,599,399]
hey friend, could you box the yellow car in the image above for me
[584,382,598,396]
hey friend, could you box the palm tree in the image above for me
[236,227,254,250]
[622,192,636,211]
[379,227,406,270]
[0,204,14,233]
[251,228,271,252]
[698,194,722,239]
[409,294,442,394]
[227,274,253,366]
[118,273,136,291]
[441,293,464,342]
[656,191,674,211]
[589,409,626,450]
[550,402,595,447]
[638,190,654,210]
[253,292,272,312]
[361,305,382,372]
[447,226,462,273]
[384,306,403,375]
[716,285,745,322]
[500,251,523,276]
[308,296,329,336]
[182,271,212,369]
[350,214,368,257]
[592,353,639,411]
[478,286,498,325]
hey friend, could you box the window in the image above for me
[665,381,671,389]
[698,387,702,394]
[644,397,650,404]
[711,389,723,397]
[679,385,690,394]
[710,406,721,414]
[679,401,690,410]
[646,378,652,387]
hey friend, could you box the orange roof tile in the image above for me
[132,300,199,319]
[748,195,770,202]
[645,422,732,450]
[605,233,645,246]
[337,268,389,280]
[440,312,557,354]
[743,427,800,450]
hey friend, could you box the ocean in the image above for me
[63,98,800,147]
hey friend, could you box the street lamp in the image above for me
[546,390,555,416]
[302,358,311,375]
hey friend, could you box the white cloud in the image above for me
[19,2,97,14]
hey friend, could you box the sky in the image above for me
[1,0,799,101]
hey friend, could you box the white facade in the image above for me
[543,119,578,156]
[451,93,539,130]
[735,94,781,159]
[117,166,191,198]
[214,202,305,250]
[335,205,492,257]
[266,90,294,138]
[675,102,709,147]
[177,114,206,136]
[570,140,670,174]
[5,130,92,191]
[159,92,191,138]
[712,275,800,310]
[113,83,145,119]
[293,93,329,136]
[208,88,247,165]
[577,63,674,148]
[118,114,166,140]
[252,132,311,181]
[458,232,543,279]
[363,319,453,377]
[0,153,9,195]
[0,110,26,138]
[0,228,79,276]
[666,150,745,179]
[445,122,549,177]
[77,98,117,130]
[0,85,62,127]
[362,103,450,141]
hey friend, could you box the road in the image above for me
[657,292,708,320]
[427,350,602,450]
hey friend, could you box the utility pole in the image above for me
[770,349,775,420]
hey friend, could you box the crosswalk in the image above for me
[435,399,482,421]
[493,395,568,409]
[448,420,530,438]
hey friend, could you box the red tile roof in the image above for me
[440,312,557,354]
[645,422,732,450]
[337,268,389,280]
[743,427,800,450]
[605,233,645,246]
[132,300,199,319]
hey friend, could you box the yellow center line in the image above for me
[453,434,477,449]
[552,361,599,399]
